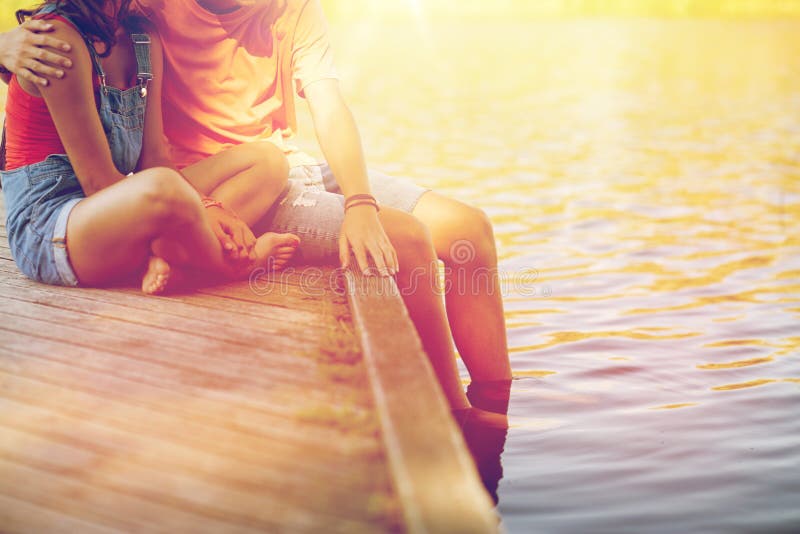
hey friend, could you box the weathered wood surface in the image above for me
[346,271,500,534]
[0,194,498,533]
[0,199,401,533]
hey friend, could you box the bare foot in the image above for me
[452,406,509,430]
[141,255,171,295]
[253,232,300,272]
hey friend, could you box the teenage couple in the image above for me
[0,0,513,421]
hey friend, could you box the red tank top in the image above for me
[4,14,100,171]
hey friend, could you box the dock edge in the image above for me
[344,270,500,534]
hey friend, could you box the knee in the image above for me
[138,167,200,224]
[248,142,290,193]
[452,205,496,265]
[393,214,436,265]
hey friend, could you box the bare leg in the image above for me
[66,168,235,289]
[378,207,470,410]
[412,192,512,383]
[180,142,298,271]
[180,141,289,227]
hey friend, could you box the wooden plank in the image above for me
[0,274,334,373]
[0,347,385,481]
[0,202,402,532]
[345,270,499,533]
[0,193,501,533]
[0,492,121,534]
[0,248,341,329]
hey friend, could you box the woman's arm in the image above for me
[136,30,173,170]
[33,20,126,195]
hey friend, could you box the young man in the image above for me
[0,0,512,411]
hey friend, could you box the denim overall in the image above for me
[0,6,151,286]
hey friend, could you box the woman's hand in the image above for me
[205,206,257,262]
[339,205,398,276]
[0,20,73,87]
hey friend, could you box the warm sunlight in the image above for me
[0,1,798,533]
[320,0,800,19]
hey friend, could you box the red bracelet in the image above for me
[345,199,380,212]
[345,193,377,206]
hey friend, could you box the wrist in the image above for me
[344,193,379,213]
[201,196,223,209]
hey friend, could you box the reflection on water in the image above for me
[294,17,800,533]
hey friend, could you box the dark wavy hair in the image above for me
[16,0,133,57]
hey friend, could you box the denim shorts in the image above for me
[1,156,84,286]
[260,163,429,263]
[1,160,427,283]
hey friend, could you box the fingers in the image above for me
[17,67,49,87]
[339,234,350,270]
[351,241,370,276]
[30,47,72,69]
[391,240,400,273]
[22,19,55,33]
[23,58,64,79]
[31,33,73,56]
[366,241,390,277]
[243,227,257,261]
[233,224,250,260]
[211,222,237,256]
[218,232,238,257]
[381,241,399,275]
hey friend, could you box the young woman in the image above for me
[1,0,300,295]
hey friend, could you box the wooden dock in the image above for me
[0,197,498,533]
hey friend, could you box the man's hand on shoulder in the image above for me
[0,19,73,87]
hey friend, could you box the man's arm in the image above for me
[0,20,73,87]
[304,79,399,276]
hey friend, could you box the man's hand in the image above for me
[339,205,398,276]
[205,206,257,263]
[0,20,73,87]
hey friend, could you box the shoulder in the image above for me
[16,17,92,95]
[40,16,93,68]
[278,0,323,29]
[40,16,87,49]
[296,0,327,23]
[290,0,331,43]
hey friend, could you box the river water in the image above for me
[293,17,800,533]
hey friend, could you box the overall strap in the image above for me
[130,33,152,97]
[1,122,6,173]
[85,39,107,87]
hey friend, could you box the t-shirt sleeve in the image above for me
[291,0,338,97]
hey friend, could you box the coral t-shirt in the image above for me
[132,0,338,168]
